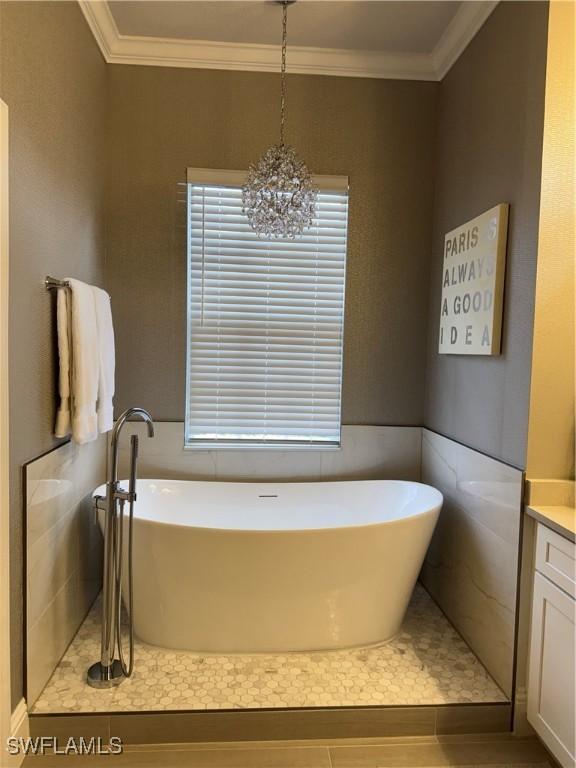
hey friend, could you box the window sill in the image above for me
[183,442,342,452]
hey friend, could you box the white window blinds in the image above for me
[185,168,349,448]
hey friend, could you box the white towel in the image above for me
[93,285,115,434]
[54,288,72,438]
[67,278,100,444]
[54,278,116,443]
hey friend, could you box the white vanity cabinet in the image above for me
[527,522,575,768]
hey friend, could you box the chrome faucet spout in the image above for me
[110,407,154,485]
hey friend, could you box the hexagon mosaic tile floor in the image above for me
[32,585,507,713]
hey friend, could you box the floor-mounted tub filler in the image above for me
[94,478,443,654]
[89,407,155,688]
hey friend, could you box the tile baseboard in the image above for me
[29,703,511,745]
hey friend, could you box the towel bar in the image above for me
[45,276,70,291]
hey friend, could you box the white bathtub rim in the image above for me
[93,478,443,535]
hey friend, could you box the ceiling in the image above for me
[79,0,499,81]
[107,2,461,55]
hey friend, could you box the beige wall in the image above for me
[424,2,549,469]
[526,0,575,481]
[0,1,107,708]
[106,66,437,425]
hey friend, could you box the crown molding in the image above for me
[79,0,117,60]
[78,0,498,82]
[431,0,499,79]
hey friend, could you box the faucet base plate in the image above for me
[87,660,124,689]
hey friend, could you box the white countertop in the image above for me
[526,504,576,543]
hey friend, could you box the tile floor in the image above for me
[21,735,551,767]
[32,585,506,714]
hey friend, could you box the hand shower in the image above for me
[115,433,138,679]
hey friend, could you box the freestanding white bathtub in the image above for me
[95,479,442,653]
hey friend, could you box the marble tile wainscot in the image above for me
[114,424,422,482]
[420,429,524,698]
[25,437,107,705]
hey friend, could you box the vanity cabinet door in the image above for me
[528,570,575,768]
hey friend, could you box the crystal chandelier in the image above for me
[242,1,317,238]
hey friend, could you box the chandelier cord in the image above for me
[242,0,317,238]
[280,2,287,146]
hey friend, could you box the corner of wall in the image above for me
[5,699,29,767]
[422,2,549,469]
[525,0,575,481]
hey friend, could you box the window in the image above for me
[185,168,349,448]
